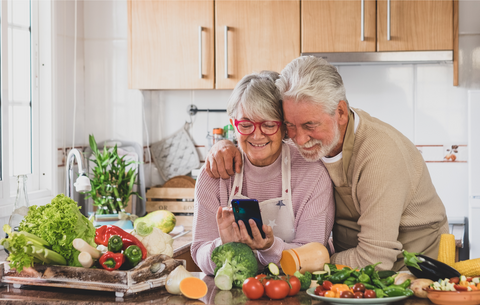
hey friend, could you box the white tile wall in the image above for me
[49,0,480,253]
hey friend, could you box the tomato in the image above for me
[353,291,364,298]
[339,291,354,298]
[314,286,324,295]
[450,277,460,284]
[255,274,268,285]
[242,277,264,300]
[364,289,376,298]
[281,275,301,296]
[322,280,333,290]
[352,283,365,292]
[264,279,290,300]
[324,291,337,298]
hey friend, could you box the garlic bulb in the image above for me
[165,265,193,295]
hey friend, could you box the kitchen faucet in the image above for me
[66,148,91,199]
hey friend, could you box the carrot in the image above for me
[179,277,208,299]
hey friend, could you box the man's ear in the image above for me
[336,100,349,125]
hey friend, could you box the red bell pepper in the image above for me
[95,225,147,260]
[99,251,125,271]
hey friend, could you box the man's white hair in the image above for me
[276,56,349,115]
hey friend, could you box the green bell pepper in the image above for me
[108,235,123,253]
[124,245,143,269]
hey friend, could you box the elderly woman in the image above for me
[191,71,335,275]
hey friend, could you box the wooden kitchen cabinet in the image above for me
[302,0,376,53]
[215,0,300,89]
[302,0,453,53]
[128,0,214,89]
[377,0,453,51]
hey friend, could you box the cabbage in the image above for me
[18,194,96,266]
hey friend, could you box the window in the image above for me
[0,0,54,215]
[8,0,32,178]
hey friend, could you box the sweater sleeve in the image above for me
[256,162,335,265]
[330,143,409,270]
[190,168,226,275]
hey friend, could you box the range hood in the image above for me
[302,50,453,65]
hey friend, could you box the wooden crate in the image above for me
[146,186,195,227]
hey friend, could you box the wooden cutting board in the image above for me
[0,254,185,297]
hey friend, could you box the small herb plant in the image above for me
[86,134,141,215]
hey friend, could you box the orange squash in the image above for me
[179,277,208,299]
[280,242,330,275]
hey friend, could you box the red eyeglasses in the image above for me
[234,119,282,136]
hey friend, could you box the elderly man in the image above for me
[206,56,449,271]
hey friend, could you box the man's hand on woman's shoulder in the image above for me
[205,140,243,179]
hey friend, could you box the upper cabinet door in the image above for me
[128,0,214,89]
[302,0,376,53]
[215,0,300,89]
[377,0,453,51]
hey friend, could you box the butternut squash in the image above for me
[280,242,330,275]
[179,277,208,299]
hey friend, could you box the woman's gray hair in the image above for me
[276,56,348,116]
[227,71,283,122]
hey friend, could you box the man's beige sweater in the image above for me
[324,108,448,270]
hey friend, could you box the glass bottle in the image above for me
[8,175,29,232]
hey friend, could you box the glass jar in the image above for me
[212,128,224,145]
[8,175,30,232]
[223,124,236,145]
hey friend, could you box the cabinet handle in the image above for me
[199,26,202,79]
[224,25,228,79]
[387,0,391,41]
[361,0,365,41]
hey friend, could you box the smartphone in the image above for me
[231,199,266,239]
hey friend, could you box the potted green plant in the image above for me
[85,134,141,215]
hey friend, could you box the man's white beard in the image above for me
[296,125,341,162]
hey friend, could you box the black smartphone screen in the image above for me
[231,199,266,239]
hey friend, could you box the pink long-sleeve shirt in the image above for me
[191,142,335,275]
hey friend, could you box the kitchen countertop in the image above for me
[0,229,437,305]
[0,267,437,305]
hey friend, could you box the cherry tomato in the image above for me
[352,283,365,292]
[314,286,325,296]
[322,280,333,290]
[450,277,460,284]
[354,291,364,298]
[339,291,354,298]
[324,291,337,298]
[242,277,264,300]
[281,275,301,296]
[264,279,290,300]
[467,277,473,282]
[364,289,376,298]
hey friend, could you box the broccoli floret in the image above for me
[294,271,312,290]
[211,242,258,290]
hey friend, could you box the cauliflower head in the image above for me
[132,227,174,257]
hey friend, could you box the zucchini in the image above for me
[323,263,337,276]
[265,262,280,276]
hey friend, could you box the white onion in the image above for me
[165,265,192,295]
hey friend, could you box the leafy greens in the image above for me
[18,194,96,266]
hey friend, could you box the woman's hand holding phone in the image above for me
[216,206,274,250]
[216,207,239,244]
[234,219,275,250]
